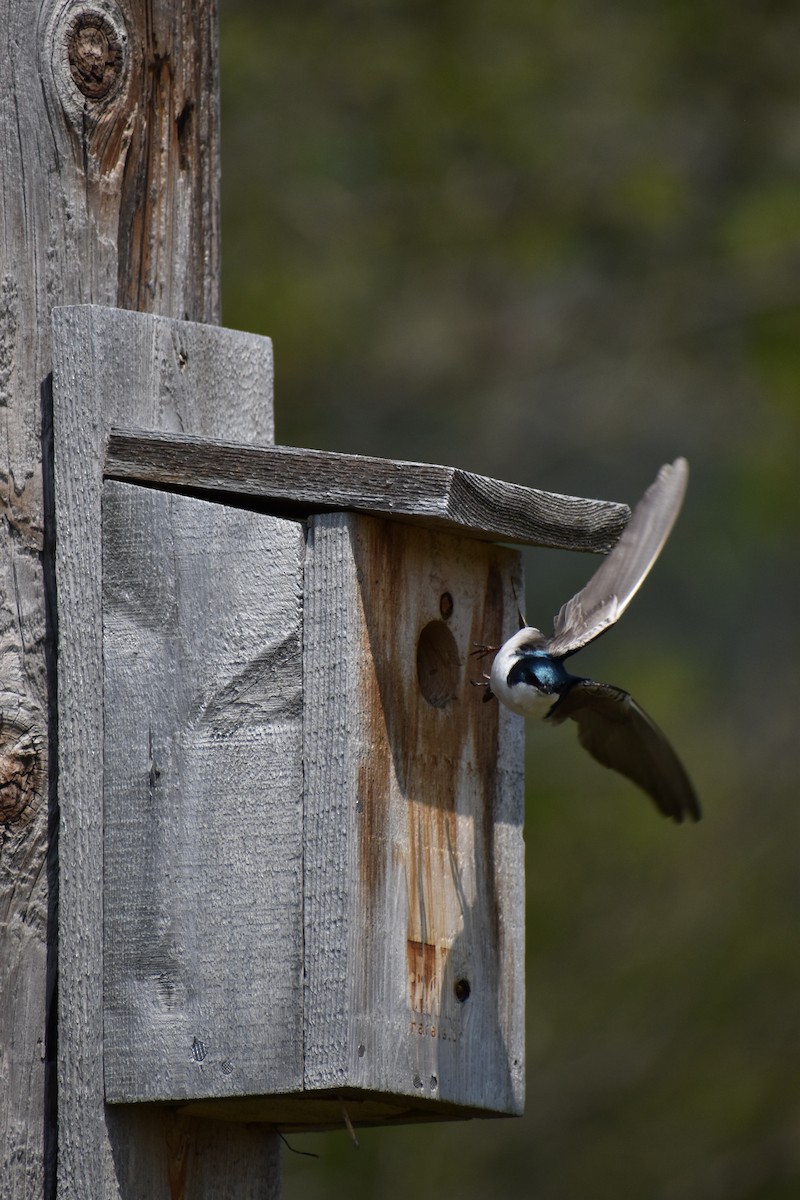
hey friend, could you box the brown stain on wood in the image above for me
[165,1118,190,1200]
[406,938,449,1015]
[468,560,505,952]
[116,7,219,321]
[350,517,514,1019]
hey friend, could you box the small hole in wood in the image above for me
[416,620,459,708]
[439,591,453,619]
[454,978,471,1003]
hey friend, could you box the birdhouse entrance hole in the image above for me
[416,619,460,707]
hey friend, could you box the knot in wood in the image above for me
[67,9,124,100]
[0,718,42,828]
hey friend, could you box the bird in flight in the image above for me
[477,458,700,823]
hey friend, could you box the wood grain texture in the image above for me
[1,0,228,1191]
[97,495,527,1131]
[56,307,528,1137]
[102,482,304,1104]
[105,428,631,553]
[303,513,526,1118]
[53,306,279,1198]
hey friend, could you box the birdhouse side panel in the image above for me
[102,482,306,1103]
[303,512,525,1118]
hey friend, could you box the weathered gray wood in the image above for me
[55,304,534,1132]
[1,0,225,1192]
[303,514,526,1118]
[102,483,304,1104]
[53,306,280,1196]
[93,466,527,1127]
[105,428,630,553]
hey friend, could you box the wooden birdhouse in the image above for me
[53,305,629,1132]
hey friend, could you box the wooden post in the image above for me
[0,2,280,1196]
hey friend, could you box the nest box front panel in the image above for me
[304,513,525,1119]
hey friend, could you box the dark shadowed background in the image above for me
[218,3,799,1197]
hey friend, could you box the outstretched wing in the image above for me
[549,679,700,823]
[546,458,688,658]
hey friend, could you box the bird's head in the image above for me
[488,627,567,719]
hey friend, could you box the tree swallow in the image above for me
[479,458,700,823]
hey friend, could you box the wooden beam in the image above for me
[54,306,281,1198]
[1,0,228,1195]
[105,428,631,553]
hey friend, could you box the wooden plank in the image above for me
[53,306,280,1198]
[2,0,280,1190]
[303,513,526,1117]
[105,428,630,553]
[102,483,304,1104]
[1,0,221,1190]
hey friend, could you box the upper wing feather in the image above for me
[546,458,688,658]
[549,679,700,823]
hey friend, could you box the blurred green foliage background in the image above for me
[218,2,799,1196]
